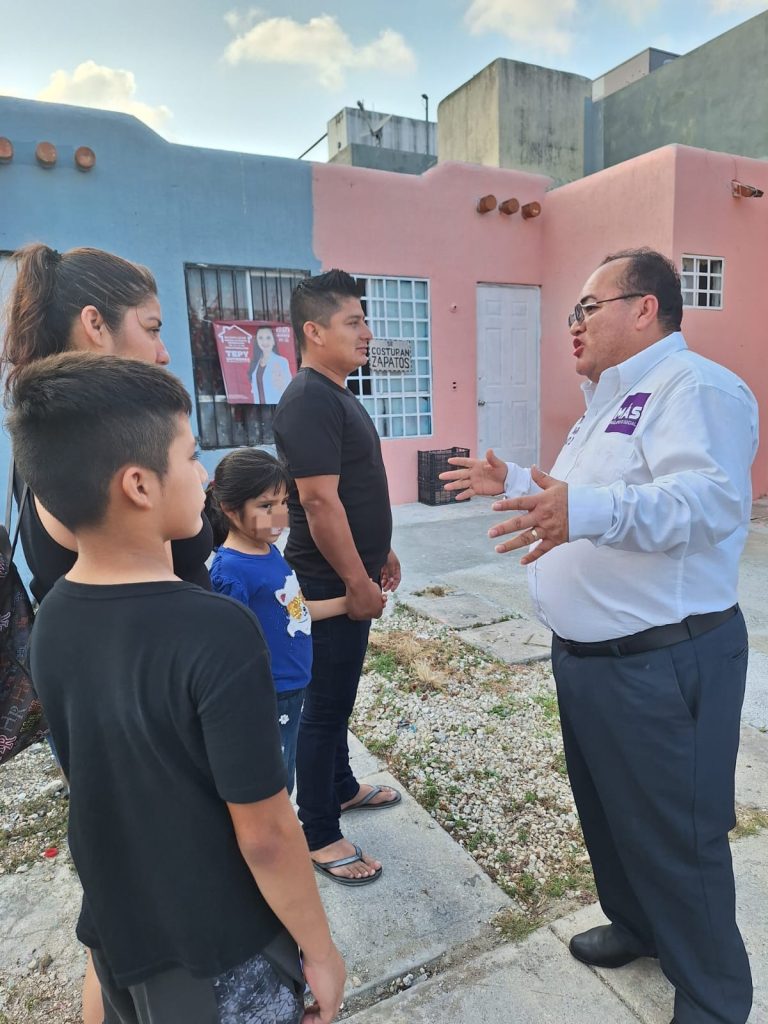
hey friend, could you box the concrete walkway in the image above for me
[339,499,768,1022]
[2,500,766,1023]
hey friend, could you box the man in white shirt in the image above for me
[443,249,757,1024]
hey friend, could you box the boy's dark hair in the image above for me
[601,248,683,333]
[204,448,291,548]
[2,243,157,396]
[7,352,192,531]
[290,270,362,352]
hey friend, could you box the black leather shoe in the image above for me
[568,924,654,968]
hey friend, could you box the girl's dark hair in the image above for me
[204,448,292,548]
[2,242,157,395]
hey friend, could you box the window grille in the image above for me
[681,255,723,309]
[185,267,433,448]
[349,276,433,438]
[184,264,309,449]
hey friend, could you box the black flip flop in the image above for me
[340,785,402,813]
[312,843,383,886]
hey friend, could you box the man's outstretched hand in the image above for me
[488,466,569,565]
[439,448,508,501]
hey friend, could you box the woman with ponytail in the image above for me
[3,242,213,598]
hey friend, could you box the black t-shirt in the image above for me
[15,471,214,601]
[273,368,392,583]
[30,579,289,986]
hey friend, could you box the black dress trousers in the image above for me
[552,610,752,1024]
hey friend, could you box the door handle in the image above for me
[477,400,486,406]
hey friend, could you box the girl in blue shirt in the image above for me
[205,449,351,794]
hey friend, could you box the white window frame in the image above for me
[348,275,433,439]
[681,254,724,310]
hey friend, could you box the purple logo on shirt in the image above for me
[605,392,651,435]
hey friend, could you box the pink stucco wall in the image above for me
[671,146,768,496]
[313,147,765,504]
[312,160,549,504]
[539,147,677,471]
[541,145,766,495]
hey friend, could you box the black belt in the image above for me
[555,605,739,658]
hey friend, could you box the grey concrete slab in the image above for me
[732,834,768,1022]
[739,529,768,641]
[550,904,673,1024]
[348,731,383,781]
[548,833,766,1024]
[736,725,768,809]
[439,562,535,619]
[0,855,84,983]
[403,590,510,628]
[318,768,511,1002]
[392,499,501,594]
[460,618,553,665]
[744,651,768,732]
[345,926,643,1023]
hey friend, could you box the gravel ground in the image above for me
[0,742,69,875]
[351,604,595,922]
[0,743,81,1024]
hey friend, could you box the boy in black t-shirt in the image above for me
[8,353,344,1024]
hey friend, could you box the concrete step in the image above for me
[321,742,512,1006]
[344,924,643,1023]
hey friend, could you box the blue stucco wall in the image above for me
[0,96,320,486]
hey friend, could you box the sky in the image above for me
[1,0,766,162]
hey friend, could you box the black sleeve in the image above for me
[171,515,214,589]
[192,606,286,803]
[275,385,344,478]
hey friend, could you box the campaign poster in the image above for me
[213,321,297,405]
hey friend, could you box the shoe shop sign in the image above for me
[368,338,413,373]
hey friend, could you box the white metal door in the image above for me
[476,284,539,466]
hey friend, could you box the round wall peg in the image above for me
[74,146,96,171]
[476,194,497,214]
[35,141,58,168]
[521,201,542,220]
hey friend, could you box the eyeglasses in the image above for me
[568,294,644,328]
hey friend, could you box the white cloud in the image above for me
[709,0,768,10]
[462,0,577,54]
[36,60,172,133]
[223,7,265,32]
[223,13,416,89]
[464,0,578,54]
[609,0,661,25]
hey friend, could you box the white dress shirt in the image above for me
[504,333,759,642]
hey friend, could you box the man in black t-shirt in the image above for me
[9,353,344,1024]
[274,270,401,886]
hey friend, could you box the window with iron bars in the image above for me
[681,255,724,310]
[185,266,433,448]
[185,264,310,448]
[349,276,433,438]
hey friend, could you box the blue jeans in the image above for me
[276,687,305,796]
[295,577,372,851]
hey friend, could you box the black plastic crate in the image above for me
[417,447,470,506]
